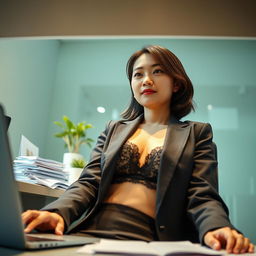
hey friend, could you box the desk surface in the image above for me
[0,246,80,256]
[0,246,255,256]
[18,181,65,198]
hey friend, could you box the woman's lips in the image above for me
[142,89,156,95]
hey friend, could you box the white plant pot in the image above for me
[63,152,84,169]
[68,167,83,185]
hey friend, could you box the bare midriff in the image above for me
[104,125,167,219]
[104,182,156,218]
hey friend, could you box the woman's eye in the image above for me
[153,69,164,74]
[133,72,142,77]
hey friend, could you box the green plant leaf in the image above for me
[63,116,74,131]
[71,158,86,168]
[53,121,64,128]
[54,115,94,153]
[85,124,93,129]
[54,131,68,138]
[79,138,94,148]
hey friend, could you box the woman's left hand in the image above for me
[204,227,254,254]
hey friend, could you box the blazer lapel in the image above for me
[98,115,143,198]
[156,118,191,213]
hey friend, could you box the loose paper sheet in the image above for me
[19,135,39,156]
[77,239,224,255]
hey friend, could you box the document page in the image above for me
[77,239,224,255]
[149,241,223,255]
[77,240,155,255]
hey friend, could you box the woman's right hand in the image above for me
[22,210,65,235]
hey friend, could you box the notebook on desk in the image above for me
[0,104,99,250]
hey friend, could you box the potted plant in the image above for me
[68,159,87,185]
[54,116,94,169]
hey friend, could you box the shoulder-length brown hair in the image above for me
[121,45,195,120]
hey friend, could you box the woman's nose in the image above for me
[142,75,153,86]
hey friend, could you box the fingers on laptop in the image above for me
[55,220,65,235]
[22,210,64,235]
[22,210,40,225]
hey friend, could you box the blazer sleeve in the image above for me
[41,121,113,229]
[186,122,235,243]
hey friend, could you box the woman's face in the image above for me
[131,53,178,111]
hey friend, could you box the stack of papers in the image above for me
[13,156,68,190]
[77,239,224,255]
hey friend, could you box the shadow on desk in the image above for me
[18,181,65,210]
[0,246,80,256]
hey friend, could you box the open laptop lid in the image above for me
[0,104,27,249]
[5,115,11,130]
[0,104,99,250]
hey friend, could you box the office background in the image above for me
[0,0,255,244]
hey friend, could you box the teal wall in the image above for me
[0,39,59,157]
[1,38,256,242]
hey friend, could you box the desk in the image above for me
[0,246,80,256]
[18,181,65,210]
[0,246,255,256]
[12,183,255,255]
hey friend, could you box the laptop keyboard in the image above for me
[26,235,63,242]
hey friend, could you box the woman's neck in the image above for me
[143,108,170,125]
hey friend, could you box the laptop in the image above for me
[5,115,11,130]
[0,104,99,250]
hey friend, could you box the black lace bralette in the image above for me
[112,141,163,189]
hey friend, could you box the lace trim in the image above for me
[112,141,163,189]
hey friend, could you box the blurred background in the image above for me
[0,0,255,243]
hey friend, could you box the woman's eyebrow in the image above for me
[133,63,161,71]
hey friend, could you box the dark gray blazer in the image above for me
[43,115,233,243]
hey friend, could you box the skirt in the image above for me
[75,203,158,241]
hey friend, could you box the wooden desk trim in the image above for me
[17,181,64,198]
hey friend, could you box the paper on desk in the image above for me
[19,135,39,156]
[29,176,69,190]
[77,239,156,255]
[77,239,224,255]
[13,155,68,189]
[149,241,224,255]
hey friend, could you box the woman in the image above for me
[22,45,254,254]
